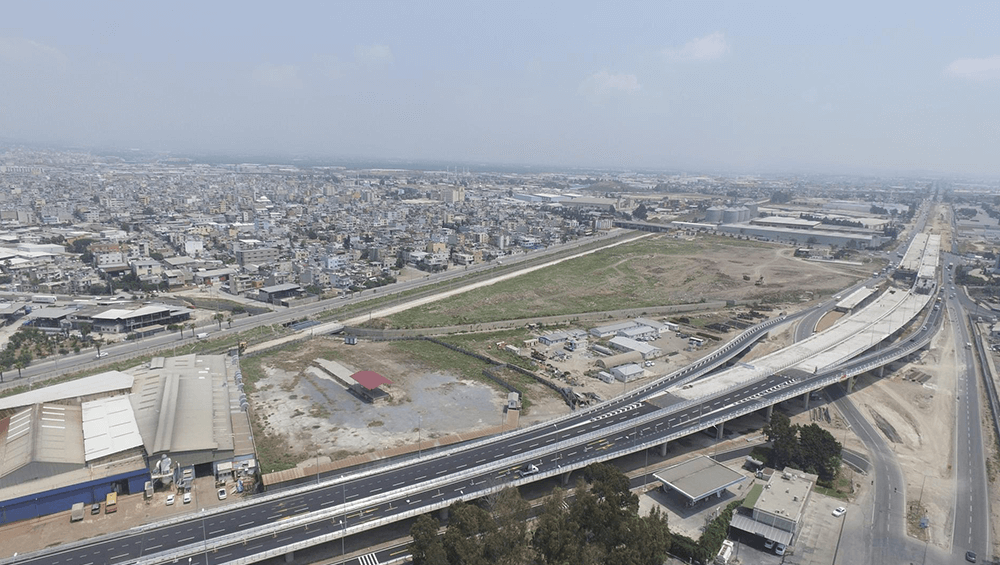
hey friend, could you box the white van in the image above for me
[196,332,208,340]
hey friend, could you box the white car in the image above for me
[217,488,227,500]
[182,492,192,504]
[775,543,786,556]
[764,539,775,550]
[165,494,175,506]
[832,506,847,517]
[95,351,108,358]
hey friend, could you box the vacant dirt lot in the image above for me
[244,337,570,472]
[378,235,873,329]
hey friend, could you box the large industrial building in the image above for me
[0,353,256,525]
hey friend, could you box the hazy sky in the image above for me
[1,2,999,175]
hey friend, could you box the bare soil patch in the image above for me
[849,313,959,552]
[245,337,573,473]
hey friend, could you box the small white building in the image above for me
[608,336,662,359]
[611,363,644,382]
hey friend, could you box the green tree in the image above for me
[532,488,583,565]
[79,322,92,341]
[798,423,842,482]
[764,412,800,470]
[442,501,492,565]
[214,312,225,330]
[482,487,532,565]
[167,323,181,339]
[410,514,448,565]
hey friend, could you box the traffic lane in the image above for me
[12,319,814,564]
[951,336,988,557]
[197,377,810,563]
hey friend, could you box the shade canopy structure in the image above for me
[349,371,392,390]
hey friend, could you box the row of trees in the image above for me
[410,463,702,565]
[763,412,842,483]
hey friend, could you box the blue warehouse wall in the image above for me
[0,468,150,525]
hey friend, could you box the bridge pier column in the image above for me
[763,404,773,421]
[439,507,449,522]
[658,441,669,457]
[716,422,724,441]
[845,376,856,393]
[561,471,572,486]
[802,392,810,411]
[284,552,294,563]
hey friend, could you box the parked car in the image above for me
[764,539,775,550]
[217,488,227,500]
[183,492,192,504]
[775,543,786,556]
[832,506,846,517]
[90,503,101,515]
[165,494,175,506]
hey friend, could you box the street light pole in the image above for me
[341,476,346,559]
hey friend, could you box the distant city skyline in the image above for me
[1,1,999,176]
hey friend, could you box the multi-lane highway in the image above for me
[1,230,636,388]
[7,287,945,565]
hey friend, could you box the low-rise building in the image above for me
[608,336,661,359]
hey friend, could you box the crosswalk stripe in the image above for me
[358,552,380,565]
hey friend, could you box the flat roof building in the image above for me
[730,467,817,546]
[653,456,747,507]
[608,336,661,359]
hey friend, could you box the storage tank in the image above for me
[738,206,750,222]
[705,206,724,224]
[722,207,741,224]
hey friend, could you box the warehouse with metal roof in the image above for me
[0,403,148,524]
[129,354,236,469]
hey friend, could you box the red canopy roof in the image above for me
[349,371,392,390]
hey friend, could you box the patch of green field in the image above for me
[380,236,764,329]
[389,340,495,384]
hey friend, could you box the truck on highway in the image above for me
[518,464,540,477]
[31,294,57,304]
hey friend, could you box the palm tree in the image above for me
[214,313,225,330]
[15,361,24,379]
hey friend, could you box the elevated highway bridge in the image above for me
[5,277,942,565]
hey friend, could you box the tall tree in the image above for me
[798,423,842,481]
[410,514,448,565]
[763,412,800,469]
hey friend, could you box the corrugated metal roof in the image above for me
[82,396,144,461]
[0,404,85,481]
[0,371,134,412]
[729,513,793,545]
[350,371,392,390]
[129,354,234,460]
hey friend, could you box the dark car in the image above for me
[965,550,976,563]
[90,503,101,515]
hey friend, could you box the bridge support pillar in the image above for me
[439,507,449,522]
[658,441,669,457]
[845,376,856,393]
[716,422,724,441]
[802,392,810,411]
[284,552,294,563]
[561,471,572,486]
[764,404,773,421]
